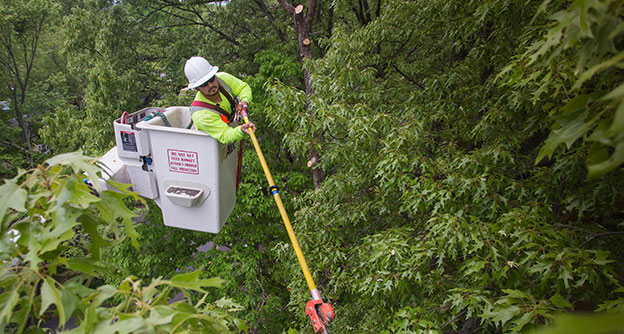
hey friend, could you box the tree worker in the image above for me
[184,56,256,143]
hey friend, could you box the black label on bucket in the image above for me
[121,131,137,152]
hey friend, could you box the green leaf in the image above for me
[97,190,139,249]
[46,151,102,190]
[587,141,609,165]
[502,289,530,299]
[234,318,249,333]
[527,25,563,65]
[52,177,100,211]
[482,305,521,326]
[462,259,485,277]
[559,266,573,288]
[576,0,594,38]
[0,281,20,323]
[607,100,624,135]
[12,297,30,333]
[539,112,588,156]
[92,285,118,308]
[510,311,534,332]
[573,51,624,90]
[168,270,223,292]
[601,83,624,101]
[561,95,593,115]
[24,234,43,270]
[40,277,65,321]
[94,315,145,334]
[588,141,624,179]
[67,258,111,277]
[103,178,141,199]
[122,218,140,251]
[594,250,615,266]
[536,95,598,163]
[39,207,79,254]
[535,312,624,334]
[79,213,110,260]
[0,177,27,225]
[60,288,80,325]
[550,294,573,309]
[146,305,176,326]
[215,298,244,311]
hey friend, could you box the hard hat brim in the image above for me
[187,67,219,89]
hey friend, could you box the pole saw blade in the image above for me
[306,298,334,333]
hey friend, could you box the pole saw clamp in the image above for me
[306,289,334,333]
[237,101,249,121]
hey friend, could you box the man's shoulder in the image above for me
[216,72,235,80]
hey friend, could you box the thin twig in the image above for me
[392,64,425,90]
[440,309,467,329]
[578,231,624,249]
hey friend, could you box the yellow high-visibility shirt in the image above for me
[191,72,252,144]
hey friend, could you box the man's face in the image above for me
[197,76,219,97]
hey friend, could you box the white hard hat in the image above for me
[184,56,219,89]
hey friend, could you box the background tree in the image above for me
[0,0,58,169]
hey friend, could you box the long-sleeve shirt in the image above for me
[191,72,252,144]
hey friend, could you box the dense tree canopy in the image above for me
[1,0,623,333]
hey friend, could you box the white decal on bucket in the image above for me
[168,149,199,175]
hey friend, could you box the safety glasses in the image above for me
[199,76,216,87]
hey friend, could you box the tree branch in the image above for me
[147,1,243,47]
[578,231,624,249]
[305,0,317,26]
[1,140,27,153]
[440,310,467,329]
[252,0,287,43]
[391,64,424,89]
[276,0,295,16]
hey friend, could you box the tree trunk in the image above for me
[1,20,40,166]
[277,0,324,189]
[12,90,33,165]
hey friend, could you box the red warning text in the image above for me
[168,149,199,175]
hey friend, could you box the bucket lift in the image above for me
[99,106,335,332]
[98,106,240,233]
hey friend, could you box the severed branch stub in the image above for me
[303,38,310,45]
[307,155,319,168]
[295,4,304,14]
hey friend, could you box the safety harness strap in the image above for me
[188,76,240,126]
[218,81,237,111]
[191,100,233,124]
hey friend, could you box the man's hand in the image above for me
[241,122,256,134]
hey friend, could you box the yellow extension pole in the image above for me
[242,117,318,294]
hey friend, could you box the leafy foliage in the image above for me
[499,0,624,180]
[0,152,243,333]
[266,0,624,332]
[2,0,623,333]
[0,0,61,172]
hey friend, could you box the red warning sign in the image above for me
[168,149,199,175]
